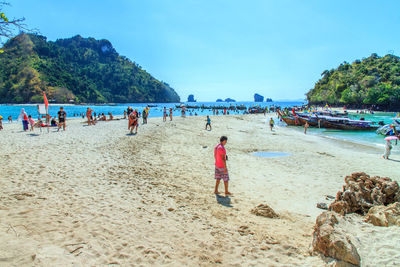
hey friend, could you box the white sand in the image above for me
[0,114,399,266]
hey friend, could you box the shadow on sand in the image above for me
[27,133,40,137]
[215,194,233,207]
[126,132,137,136]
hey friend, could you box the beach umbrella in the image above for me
[385,136,398,141]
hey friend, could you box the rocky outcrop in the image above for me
[328,172,400,216]
[312,211,361,266]
[365,202,400,227]
[254,93,264,102]
[216,99,223,102]
[187,94,196,102]
[224,98,236,102]
[251,204,278,218]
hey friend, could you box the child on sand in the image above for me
[269,118,274,131]
[205,116,211,130]
[28,115,35,131]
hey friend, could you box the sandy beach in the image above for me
[1,114,399,266]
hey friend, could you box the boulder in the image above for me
[254,93,264,102]
[251,204,278,218]
[187,94,196,102]
[312,211,360,266]
[328,173,400,215]
[365,202,400,227]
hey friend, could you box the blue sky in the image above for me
[5,0,400,101]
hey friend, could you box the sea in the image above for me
[0,101,398,151]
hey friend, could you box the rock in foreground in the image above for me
[251,204,279,218]
[365,202,400,227]
[329,172,400,215]
[312,211,360,266]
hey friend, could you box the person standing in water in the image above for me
[269,118,274,131]
[214,136,231,196]
[205,115,212,131]
[304,121,309,134]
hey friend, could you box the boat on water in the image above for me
[376,118,400,136]
[278,110,378,131]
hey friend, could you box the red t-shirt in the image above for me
[214,144,226,168]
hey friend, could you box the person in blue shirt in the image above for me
[205,115,211,131]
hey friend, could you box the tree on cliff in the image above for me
[306,53,400,109]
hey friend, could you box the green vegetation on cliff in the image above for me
[306,53,400,109]
[0,33,180,103]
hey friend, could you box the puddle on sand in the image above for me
[252,152,292,158]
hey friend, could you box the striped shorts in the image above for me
[215,167,229,182]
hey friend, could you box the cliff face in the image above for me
[306,54,400,109]
[0,33,180,103]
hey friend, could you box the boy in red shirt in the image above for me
[214,136,231,196]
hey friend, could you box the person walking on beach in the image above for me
[8,116,12,123]
[304,121,309,134]
[269,118,275,131]
[128,110,138,134]
[0,115,3,130]
[205,115,212,131]
[17,108,29,131]
[163,107,167,122]
[169,108,173,121]
[382,140,393,160]
[123,110,127,119]
[142,107,149,124]
[214,136,231,196]
[58,107,67,131]
[86,108,94,126]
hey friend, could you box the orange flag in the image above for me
[43,91,49,112]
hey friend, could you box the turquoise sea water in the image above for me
[1,101,397,150]
[0,101,302,120]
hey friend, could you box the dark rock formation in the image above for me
[266,98,273,102]
[187,94,196,102]
[216,99,223,102]
[328,172,400,216]
[224,98,236,102]
[254,93,264,102]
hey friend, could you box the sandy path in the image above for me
[0,114,399,266]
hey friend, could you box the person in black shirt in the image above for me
[57,107,67,131]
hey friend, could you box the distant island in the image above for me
[307,53,400,109]
[216,98,235,102]
[254,93,264,102]
[0,33,180,103]
[266,98,273,102]
[187,94,196,102]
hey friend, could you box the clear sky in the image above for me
[5,0,400,101]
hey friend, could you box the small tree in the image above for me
[0,2,37,47]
